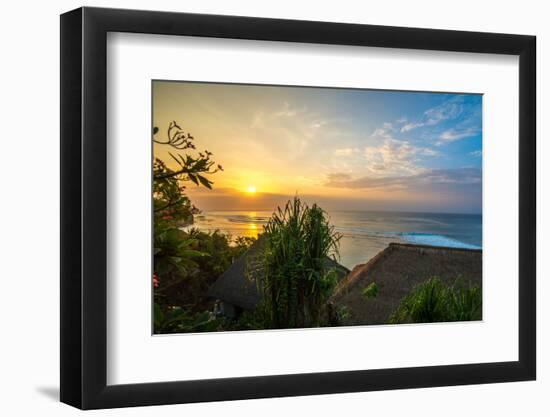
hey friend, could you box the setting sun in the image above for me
[246,185,257,194]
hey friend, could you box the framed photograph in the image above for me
[60,7,536,409]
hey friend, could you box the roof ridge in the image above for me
[332,245,394,296]
[388,242,482,253]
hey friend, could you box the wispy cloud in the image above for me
[326,172,352,182]
[325,168,481,190]
[334,147,360,156]
[273,101,308,118]
[363,138,437,176]
[424,99,464,124]
[470,150,482,157]
[364,122,439,176]
[436,127,480,145]
[249,102,350,157]
[401,122,424,132]
[400,96,467,133]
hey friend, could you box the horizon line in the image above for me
[195,208,482,216]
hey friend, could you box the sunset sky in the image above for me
[153,81,482,214]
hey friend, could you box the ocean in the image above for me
[188,210,482,270]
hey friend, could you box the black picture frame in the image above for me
[60,6,536,410]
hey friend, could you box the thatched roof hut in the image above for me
[330,243,482,325]
[208,238,350,315]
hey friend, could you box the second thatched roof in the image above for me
[330,242,482,325]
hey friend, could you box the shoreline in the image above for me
[184,220,481,270]
[184,209,482,270]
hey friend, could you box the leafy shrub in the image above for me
[153,158,196,227]
[154,227,255,312]
[446,282,482,321]
[187,228,255,278]
[154,224,208,277]
[154,303,221,334]
[389,278,482,324]
[362,282,379,299]
[218,309,268,332]
[261,197,341,328]
[327,304,351,326]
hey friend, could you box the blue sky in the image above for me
[154,82,482,214]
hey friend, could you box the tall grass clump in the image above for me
[261,197,341,328]
[447,281,482,321]
[389,278,482,324]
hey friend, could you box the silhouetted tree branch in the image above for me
[152,120,223,189]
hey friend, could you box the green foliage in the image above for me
[154,224,209,278]
[154,303,221,334]
[261,197,342,328]
[186,228,255,286]
[152,226,256,333]
[154,226,255,313]
[219,309,268,332]
[153,121,223,186]
[153,223,208,314]
[446,282,483,321]
[389,278,447,323]
[332,304,351,325]
[153,158,195,226]
[389,278,482,324]
[153,120,222,227]
[362,282,378,299]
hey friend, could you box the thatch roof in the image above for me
[208,238,350,311]
[330,243,482,325]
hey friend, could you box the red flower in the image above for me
[153,273,160,288]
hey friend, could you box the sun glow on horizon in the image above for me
[153,81,482,213]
